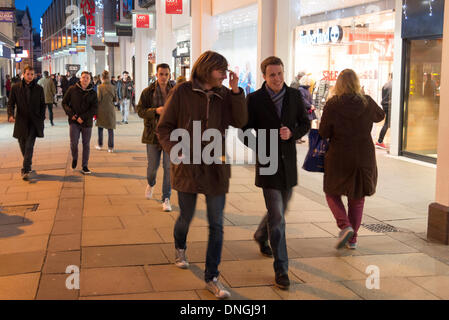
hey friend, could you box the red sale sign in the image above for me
[136,14,149,28]
[166,0,183,14]
[87,26,96,35]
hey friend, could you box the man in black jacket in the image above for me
[242,56,310,289]
[7,66,46,180]
[62,71,98,174]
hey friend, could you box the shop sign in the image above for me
[132,13,154,29]
[66,64,81,73]
[299,25,343,46]
[322,71,339,81]
[0,10,14,23]
[87,26,96,35]
[166,0,183,15]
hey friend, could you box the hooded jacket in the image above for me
[319,94,385,199]
[62,82,98,128]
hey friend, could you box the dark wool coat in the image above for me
[243,83,311,190]
[62,82,98,128]
[7,79,46,139]
[156,81,248,195]
[319,94,385,199]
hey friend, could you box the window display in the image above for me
[212,4,258,95]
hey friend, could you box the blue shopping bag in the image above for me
[302,129,329,173]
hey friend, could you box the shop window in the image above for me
[402,39,442,160]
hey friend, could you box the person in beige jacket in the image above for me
[37,71,56,126]
[95,70,117,153]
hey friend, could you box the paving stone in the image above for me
[286,223,335,239]
[48,234,81,252]
[84,205,143,217]
[82,228,163,247]
[82,245,168,268]
[25,209,57,222]
[0,235,49,255]
[82,217,124,231]
[289,257,367,283]
[120,214,175,229]
[196,286,282,300]
[341,253,449,278]
[287,238,361,258]
[0,273,41,300]
[36,274,79,300]
[144,265,206,292]
[43,251,81,274]
[274,280,362,300]
[342,278,439,300]
[0,251,45,276]
[160,242,236,264]
[219,260,303,288]
[60,188,84,199]
[52,219,82,235]
[409,275,449,299]
[80,266,153,296]
[80,291,200,300]
[387,219,428,234]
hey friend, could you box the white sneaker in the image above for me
[163,199,172,212]
[95,145,102,150]
[206,277,231,299]
[108,149,114,153]
[145,185,153,200]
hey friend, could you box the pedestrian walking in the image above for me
[5,75,11,103]
[62,71,98,175]
[95,70,117,153]
[137,63,176,212]
[242,56,310,290]
[376,73,393,150]
[37,71,57,126]
[319,69,385,250]
[7,66,46,180]
[157,51,248,299]
[119,71,133,124]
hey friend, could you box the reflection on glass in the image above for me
[403,39,442,159]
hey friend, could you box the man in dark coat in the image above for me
[241,56,310,290]
[7,66,46,180]
[137,63,176,212]
[62,71,98,175]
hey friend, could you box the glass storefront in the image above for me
[295,10,395,105]
[294,10,395,141]
[212,4,258,95]
[402,39,442,161]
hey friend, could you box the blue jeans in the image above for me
[174,192,226,282]
[254,188,292,275]
[70,123,92,168]
[98,127,114,149]
[146,144,171,201]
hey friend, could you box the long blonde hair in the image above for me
[334,69,366,103]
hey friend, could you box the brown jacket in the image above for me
[156,81,248,195]
[319,94,385,199]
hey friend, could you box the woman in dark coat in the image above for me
[96,71,117,152]
[319,69,385,250]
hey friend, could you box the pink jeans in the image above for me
[325,195,365,244]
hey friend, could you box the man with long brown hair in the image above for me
[157,51,248,299]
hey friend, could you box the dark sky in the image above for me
[15,0,54,31]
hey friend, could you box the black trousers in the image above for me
[18,126,37,173]
[46,103,54,123]
[378,104,390,143]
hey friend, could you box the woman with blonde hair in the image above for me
[319,69,385,249]
[96,70,117,153]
